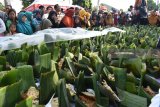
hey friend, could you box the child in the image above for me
[8,23,17,35]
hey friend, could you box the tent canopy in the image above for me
[24,0,82,11]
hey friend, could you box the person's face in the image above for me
[52,14,57,19]
[75,18,80,24]
[36,13,41,19]
[10,24,16,32]
[5,6,11,13]
[56,6,61,12]
[22,15,27,22]
[9,11,16,20]
[47,8,52,13]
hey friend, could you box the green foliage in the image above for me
[147,0,157,11]
[73,0,92,9]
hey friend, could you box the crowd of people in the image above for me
[0,2,160,36]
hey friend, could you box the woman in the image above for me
[0,18,6,36]
[25,11,37,32]
[48,11,59,28]
[41,18,52,30]
[105,13,114,26]
[59,9,74,28]
[33,9,42,30]
[6,9,17,32]
[17,12,33,35]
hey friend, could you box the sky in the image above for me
[92,0,135,11]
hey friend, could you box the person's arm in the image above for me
[0,18,6,33]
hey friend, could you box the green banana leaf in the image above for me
[65,57,77,77]
[15,97,32,107]
[125,82,137,94]
[0,56,6,70]
[39,71,59,104]
[17,65,35,91]
[52,46,60,61]
[79,56,91,66]
[59,69,75,83]
[123,58,142,77]
[38,42,50,55]
[111,66,127,90]
[57,79,70,107]
[6,50,18,67]
[40,53,51,73]
[117,88,147,107]
[74,63,94,75]
[144,74,160,91]
[92,73,101,105]
[75,71,85,94]
[0,80,22,107]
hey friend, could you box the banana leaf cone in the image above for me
[40,53,51,73]
[39,71,59,104]
[92,74,101,105]
[0,65,35,91]
[38,42,50,55]
[110,66,127,90]
[125,82,137,94]
[6,50,18,67]
[52,46,60,61]
[57,79,70,107]
[0,80,22,107]
[123,58,142,77]
[15,97,32,107]
[59,69,75,84]
[127,73,139,85]
[98,80,120,103]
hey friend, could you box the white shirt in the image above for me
[42,13,49,19]
[0,18,6,34]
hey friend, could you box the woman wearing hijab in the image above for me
[48,11,59,28]
[33,9,42,30]
[25,11,37,32]
[59,9,74,28]
[17,12,33,35]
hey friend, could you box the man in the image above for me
[42,6,53,19]
[54,4,64,24]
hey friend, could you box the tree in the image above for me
[147,0,157,11]
[22,0,34,8]
[73,0,92,9]
[4,0,11,6]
